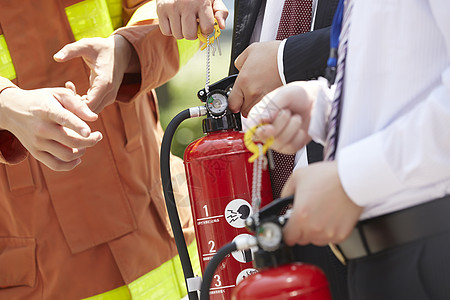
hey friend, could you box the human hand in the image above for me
[156,0,228,40]
[0,85,102,171]
[228,41,283,117]
[281,161,363,246]
[54,35,139,113]
[246,81,320,154]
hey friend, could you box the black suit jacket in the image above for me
[229,0,339,81]
[228,0,339,163]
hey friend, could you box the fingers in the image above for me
[198,4,215,35]
[33,150,82,171]
[281,162,363,246]
[213,0,228,29]
[246,89,283,129]
[272,113,305,154]
[30,123,102,171]
[34,102,92,138]
[168,14,183,39]
[54,126,103,149]
[157,0,221,39]
[157,4,173,36]
[37,139,86,162]
[57,86,98,122]
[65,81,77,94]
[254,124,275,142]
[30,116,102,171]
[181,13,199,40]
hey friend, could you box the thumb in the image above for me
[53,40,87,62]
[281,172,296,198]
[234,48,249,71]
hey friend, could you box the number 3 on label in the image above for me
[214,275,222,287]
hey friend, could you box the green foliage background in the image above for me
[156,33,232,158]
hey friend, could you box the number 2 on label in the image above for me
[208,240,216,253]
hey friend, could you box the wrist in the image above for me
[113,34,140,74]
[0,86,20,130]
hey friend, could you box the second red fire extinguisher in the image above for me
[200,196,332,300]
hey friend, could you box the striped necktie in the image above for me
[323,0,354,161]
[270,0,313,199]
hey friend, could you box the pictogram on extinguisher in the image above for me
[160,75,274,300]
[199,196,333,300]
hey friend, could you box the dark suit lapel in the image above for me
[314,0,339,30]
[228,0,263,74]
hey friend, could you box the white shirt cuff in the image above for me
[277,39,287,86]
[308,78,334,145]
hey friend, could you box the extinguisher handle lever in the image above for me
[254,195,294,224]
[197,74,238,102]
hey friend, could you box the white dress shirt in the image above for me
[309,0,450,220]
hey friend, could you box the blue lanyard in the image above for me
[325,0,345,84]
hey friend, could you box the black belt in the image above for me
[335,194,450,261]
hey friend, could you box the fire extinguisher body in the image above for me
[231,263,332,300]
[184,130,273,299]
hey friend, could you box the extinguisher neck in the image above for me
[253,243,296,270]
[202,112,242,133]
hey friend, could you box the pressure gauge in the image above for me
[257,222,283,252]
[206,91,228,118]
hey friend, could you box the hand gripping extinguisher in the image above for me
[160,75,274,300]
[199,196,332,300]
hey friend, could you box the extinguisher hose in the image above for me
[200,242,238,300]
[160,107,205,300]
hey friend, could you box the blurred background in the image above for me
[156,0,235,158]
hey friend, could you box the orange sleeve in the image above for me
[113,0,179,103]
[111,0,179,103]
[117,25,179,94]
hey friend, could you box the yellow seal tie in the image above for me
[244,125,274,163]
[197,19,221,51]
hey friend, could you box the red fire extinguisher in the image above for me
[199,196,332,300]
[160,75,274,300]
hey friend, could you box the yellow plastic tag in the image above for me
[244,125,274,163]
[197,18,221,51]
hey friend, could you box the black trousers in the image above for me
[347,230,450,300]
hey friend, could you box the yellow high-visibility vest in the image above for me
[0,0,198,80]
[83,241,200,300]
